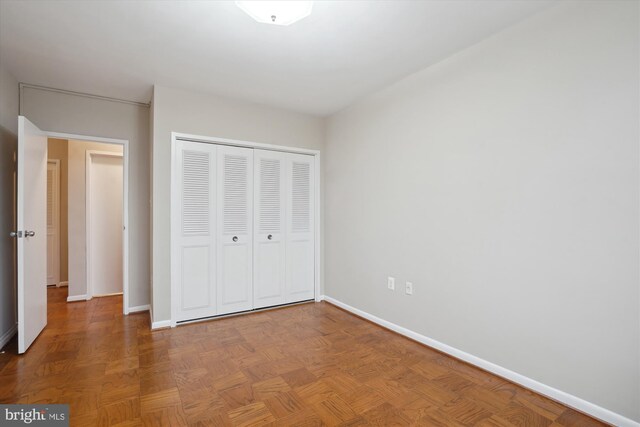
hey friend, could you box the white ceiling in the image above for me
[0,1,553,116]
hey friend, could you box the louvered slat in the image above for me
[291,161,310,233]
[224,154,248,234]
[182,150,210,235]
[259,158,280,233]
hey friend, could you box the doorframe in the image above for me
[46,159,60,286]
[45,131,131,315]
[86,150,125,300]
[169,132,322,327]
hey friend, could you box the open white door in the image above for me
[16,116,48,354]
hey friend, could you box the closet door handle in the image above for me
[232,236,238,242]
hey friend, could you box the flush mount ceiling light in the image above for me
[236,1,313,26]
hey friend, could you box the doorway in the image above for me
[86,151,123,297]
[16,116,131,354]
[46,137,127,303]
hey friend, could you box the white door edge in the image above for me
[46,159,60,287]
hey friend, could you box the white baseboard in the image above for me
[0,323,17,350]
[151,319,171,330]
[66,294,88,302]
[321,295,639,427]
[129,304,150,313]
[57,281,69,287]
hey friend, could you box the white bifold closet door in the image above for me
[174,141,217,322]
[285,153,315,303]
[174,141,313,323]
[253,150,314,308]
[253,150,287,309]
[217,146,254,315]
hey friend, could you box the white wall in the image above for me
[20,87,150,309]
[325,0,639,422]
[67,140,123,299]
[151,85,325,322]
[0,64,18,347]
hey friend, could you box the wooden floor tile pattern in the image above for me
[0,287,608,426]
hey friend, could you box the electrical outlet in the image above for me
[405,281,413,295]
[387,277,395,290]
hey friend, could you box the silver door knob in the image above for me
[25,231,35,237]
[9,231,19,238]
[232,236,238,242]
[267,234,273,240]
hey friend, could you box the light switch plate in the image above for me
[388,277,395,290]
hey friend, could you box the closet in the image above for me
[172,140,315,323]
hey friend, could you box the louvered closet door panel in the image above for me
[253,150,286,309]
[174,141,217,322]
[285,153,315,303]
[217,146,254,315]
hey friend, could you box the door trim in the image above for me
[46,159,60,286]
[170,132,322,328]
[86,150,125,300]
[44,131,131,315]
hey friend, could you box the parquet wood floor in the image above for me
[0,287,607,426]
